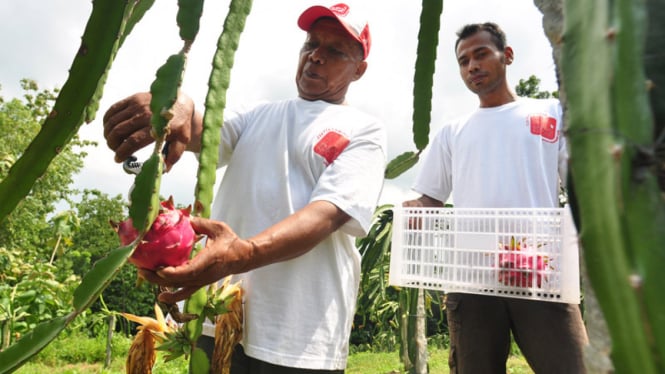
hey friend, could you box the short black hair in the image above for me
[455,22,507,52]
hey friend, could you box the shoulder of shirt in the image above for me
[235,97,345,113]
[230,98,383,124]
[224,99,272,117]
[516,96,561,109]
[439,111,474,131]
[313,98,384,125]
[226,98,304,121]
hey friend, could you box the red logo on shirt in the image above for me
[314,131,350,165]
[528,114,558,143]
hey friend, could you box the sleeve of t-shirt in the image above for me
[216,108,246,167]
[217,102,268,167]
[411,126,453,204]
[309,122,387,237]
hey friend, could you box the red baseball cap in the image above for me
[297,3,371,60]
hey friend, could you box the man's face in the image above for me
[296,18,367,104]
[456,30,512,97]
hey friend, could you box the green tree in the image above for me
[0,80,94,253]
[66,190,126,275]
[0,83,154,345]
[515,74,559,98]
[0,81,95,349]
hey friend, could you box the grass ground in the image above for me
[13,333,534,373]
[346,349,533,374]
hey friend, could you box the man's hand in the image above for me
[402,194,444,208]
[138,201,347,304]
[138,216,252,304]
[402,195,444,229]
[102,92,199,171]
[103,92,153,163]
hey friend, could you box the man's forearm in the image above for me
[186,109,204,153]
[241,200,351,270]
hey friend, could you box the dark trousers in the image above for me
[198,335,345,374]
[445,293,588,374]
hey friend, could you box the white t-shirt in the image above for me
[204,97,387,370]
[413,98,567,208]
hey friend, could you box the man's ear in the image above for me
[504,46,514,65]
[353,61,368,81]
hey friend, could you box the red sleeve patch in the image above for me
[314,131,350,165]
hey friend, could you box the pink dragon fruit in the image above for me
[112,197,196,271]
[497,237,548,288]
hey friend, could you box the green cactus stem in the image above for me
[177,0,205,43]
[128,153,163,232]
[195,0,253,218]
[562,0,663,372]
[412,0,442,151]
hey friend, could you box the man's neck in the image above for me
[478,90,518,108]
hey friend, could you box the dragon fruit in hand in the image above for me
[113,197,196,270]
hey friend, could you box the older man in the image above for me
[103,3,386,373]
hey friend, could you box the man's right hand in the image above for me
[402,195,444,229]
[102,92,199,172]
[103,92,154,164]
[138,216,252,304]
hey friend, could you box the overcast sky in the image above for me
[0,0,558,208]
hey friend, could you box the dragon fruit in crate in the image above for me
[497,237,549,288]
[112,197,196,270]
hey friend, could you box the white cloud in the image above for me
[1,0,557,208]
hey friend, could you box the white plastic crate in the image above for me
[389,206,581,304]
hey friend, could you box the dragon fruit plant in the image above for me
[497,236,550,288]
[112,196,196,270]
